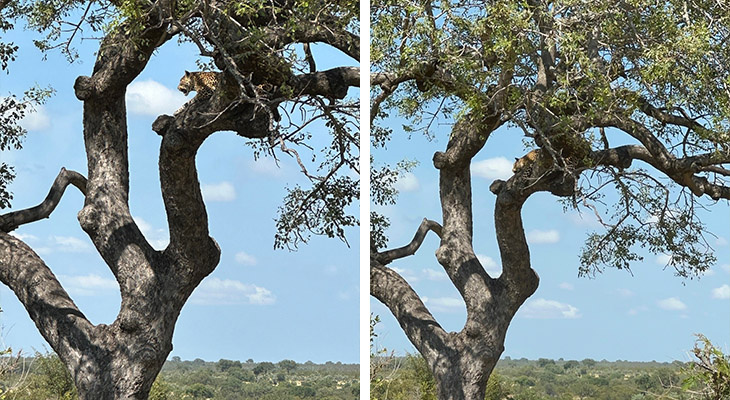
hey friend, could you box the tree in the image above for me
[484,372,510,400]
[278,359,297,373]
[218,359,242,372]
[0,0,359,398]
[370,1,729,399]
[253,361,276,376]
[682,334,730,399]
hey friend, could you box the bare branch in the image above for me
[0,168,86,232]
[303,42,316,73]
[375,218,442,264]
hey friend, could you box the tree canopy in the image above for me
[372,0,729,275]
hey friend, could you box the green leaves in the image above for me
[682,334,730,399]
[275,175,358,250]
[578,169,716,278]
[0,85,53,209]
[374,0,729,277]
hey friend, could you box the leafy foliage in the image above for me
[682,334,730,399]
[0,1,54,209]
[371,0,730,277]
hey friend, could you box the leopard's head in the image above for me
[177,70,194,95]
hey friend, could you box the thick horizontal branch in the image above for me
[590,145,652,169]
[291,67,359,99]
[0,168,87,232]
[600,118,730,199]
[258,23,359,61]
[374,218,442,264]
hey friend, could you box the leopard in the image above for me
[177,70,281,121]
[177,70,223,96]
[513,149,552,176]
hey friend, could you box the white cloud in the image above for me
[394,172,420,192]
[133,216,169,250]
[58,274,119,296]
[716,237,728,247]
[712,284,730,299]
[471,157,513,180]
[423,296,465,312]
[722,264,730,274]
[234,251,257,266]
[423,268,447,281]
[392,267,419,283]
[628,305,649,316]
[201,182,236,202]
[520,298,581,319]
[657,297,687,311]
[126,80,187,116]
[191,277,275,305]
[559,282,574,291]
[526,229,560,244]
[248,157,284,177]
[616,288,634,297]
[20,105,51,131]
[52,236,93,253]
[656,254,673,265]
[9,232,38,241]
[476,254,501,276]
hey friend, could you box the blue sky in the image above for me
[1,24,359,363]
[372,119,730,363]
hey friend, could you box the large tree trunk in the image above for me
[0,15,220,399]
[372,114,550,400]
[433,354,498,400]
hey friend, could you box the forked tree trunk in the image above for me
[371,115,550,400]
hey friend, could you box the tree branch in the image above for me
[290,66,359,99]
[0,232,94,374]
[374,218,442,264]
[0,168,87,232]
[607,117,730,199]
[490,181,540,310]
[370,255,450,364]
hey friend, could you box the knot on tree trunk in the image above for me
[433,151,448,169]
[74,76,95,100]
[152,115,174,136]
[489,179,506,194]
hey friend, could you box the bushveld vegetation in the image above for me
[0,354,359,400]
[372,319,729,400]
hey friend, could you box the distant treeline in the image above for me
[372,347,728,400]
[0,353,360,399]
